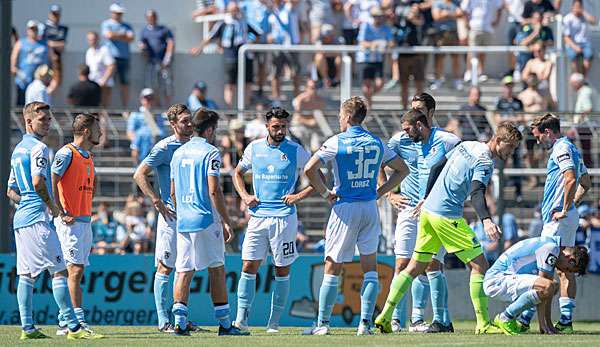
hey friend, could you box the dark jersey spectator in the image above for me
[67,65,102,107]
[459,86,489,140]
[522,0,555,20]
[41,4,68,87]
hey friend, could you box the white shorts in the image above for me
[175,223,225,272]
[541,208,579,247]
[243,214,299,267]
[155,214,177,268]
[15,221,66,277]
[483,272,538,302]
[55,219,93,266]
[325,200,380,263]
[394,209,446,263]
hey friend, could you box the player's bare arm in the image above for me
[378,166,411,211]
[33,175,60,217]
[170,178,176,210]
[233,164,259,208]
[134,163,175,221]
[304,155,337,203]
[6,187,21,205]
[573,172,591,207]
[51,172,74,225]
[282,170,322,206]
[376,157,408,200]
[553,169,577,221]
[208,175,233,243]
[536,271,558,334]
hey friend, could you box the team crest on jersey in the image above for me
[281,153,288,161]
[211,159,221,170]
[546,254,558,267]
[36,157,47,168]
[267,165,275,173]
[557,153,571,163]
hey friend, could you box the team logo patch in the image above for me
[69,249,75,258]
[281,153,288,161]
[557,153,571,163]
[210,159,221,171]
[36,157,47,168]
[546,254,558,267]
[55,158,63,167]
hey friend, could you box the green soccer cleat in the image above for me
[475,322,503,335]
[374,314,393,334]
[20,327,50,340]
[555,321,574,334]
[67,327,104,340]
[493,314,520,336]
[516,320,530,333]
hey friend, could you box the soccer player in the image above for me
[385,107,460,333]
[302,96,409,335]
[232,107,312,332]
[51,114,102,334]
[8,102,100,339]
[170,108,249,336]
[133,104,193,333]
[375,122,523,334]
[529,114,587,333]
[484,237,589,335]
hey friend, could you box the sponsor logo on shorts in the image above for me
[452,221,459,228]
[557,153,571,163]
[546,254,558,267]
[164,251,170,260]
[69,249,75,258]
[56,255,62,263]
[472,236,479,245]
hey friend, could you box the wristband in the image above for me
[320,190,331,199]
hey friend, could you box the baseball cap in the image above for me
[26,19,40,29]
[140,88,155,98]
[109,3,126,13]
[502,75,514,85]
[50,4,61,13]
[193,81,207,91]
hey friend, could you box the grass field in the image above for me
[2,322,600,346]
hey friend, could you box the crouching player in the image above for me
[170,108,249,336]
[484,236,589,335]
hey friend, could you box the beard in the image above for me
[270,133,285,143]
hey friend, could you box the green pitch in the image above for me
[2,322,600,346]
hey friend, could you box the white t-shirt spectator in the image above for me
[563,13,591,45]
[85,44,115,87]
[461,0,503,33]
[505,0,525,23]
[25,79,50,105]
[355,0,380,25]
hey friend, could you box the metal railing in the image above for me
[193,13,229,42]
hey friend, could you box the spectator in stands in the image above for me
[430,0,464,91]
[314,24,343,88]
[357,6,393,106]
[92,202,121,254]
[342,0,362,44]
[25,65,54,105]
[330,0,347,37]
[187,81,219,112]
[461,0,503,82]
[101,3,135,107]
[225,194,250,253]
[563,0,598,76]
[241,0,271,98]
[122,195,151,254]
[85,31,116,108]
[505,0,526,71]
[127,88,166,163]
[40,5,68,88]
[515,11,554,74]
[521,40,553,94]
[221,118,250,172]
[10,20,48,106]
[570,72,595,167]
[309,0,333,43]
[383,0,426,110]
[67,65,102,107]
[292,79,326,151]
[191,1,260,108]
[139,9,175,107]
[268,0,302,100]
[519,74,553,112]
[522,0,558,23]
[458,86,487,139]
[192,0,219,18]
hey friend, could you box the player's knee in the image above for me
[242,261,260,274]
[208,261,224,269]
[157,262,172,276]
[427,259,442,272]
[68,264,85,278]
[275,266,290,277]
[538,280,557,300]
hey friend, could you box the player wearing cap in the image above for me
[133,104,193,333]
[52,114,102,334]
[8,102,101,340]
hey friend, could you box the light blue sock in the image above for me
[172,302,189,328]
[392,291,408,328]
[268,275,289,328]
[519,308,536,325]
[57,311,66,328]
[360,271,379,323]
[427,271,445,323]
[17,276,35,331]
[411,274,430,323]
[154,273,170,329]
[559,297,576,324]
[235,272,256,325]
[215,303,231,329]
[74,307,85,323]
[504,290,541,319]
[441,272,452,325]
[52,277,80,331]
[317,274,338,326]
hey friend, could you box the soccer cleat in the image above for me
[80,321,95,333]
[357,320,374,336]
[391,319,402,333]
[67,327,104,340]
[266,327,280,334]
[475,322,503,335]
[374,314,392,334]
[172,324,191,336]
[20,327,50,340]
[447,322,455,333]
[218,324,251,336]
[409,320,430,333]
[56,325,69,336]
[425,321,453,333]
[159,323,175,333]
[515,320,530,333]
[493,314,519,336]
[555,321,574,334]
[187,321,210,333]
[233,320,249,332]
[302,323,330,335]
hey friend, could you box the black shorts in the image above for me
[343,28,359,45]
[114,58,130,85]
[359,62,384,80]
[224,57,254,85]
[272,52,300,76]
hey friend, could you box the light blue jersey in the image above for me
[489,236,561,277]
[356,22,393,63]
[541,137,582,224]
[316,126,397,203]
[142,135,185,209]
[423,141,494,219]
[239,138,310,217]
[387,131,420,207]
[9,134,52,229]
[171,137,221,233]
